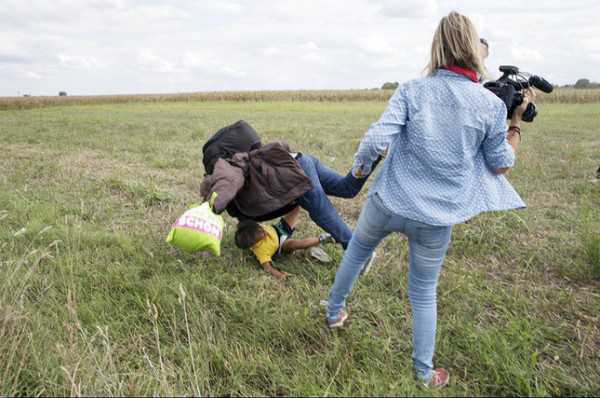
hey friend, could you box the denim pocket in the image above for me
[371,193,392,217]
[415,225,451,250]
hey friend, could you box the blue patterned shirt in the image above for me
[353,69,525,226]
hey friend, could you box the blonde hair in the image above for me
[427,11,486,76]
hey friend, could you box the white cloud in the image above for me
[378,0,439,18]
[88,0,126,10]
[509,46,543,63]
[301,42,320,52]
[0,0,599,95]
[220,66,246,79]
[262,46,281,57]
[356,35,396,56]
[137,50,179,74]
[58,54,101,69]
[23,71,44,80]
[213,1,246,15]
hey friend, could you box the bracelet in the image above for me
[508,125,521,141]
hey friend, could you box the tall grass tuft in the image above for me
[584,231,600,279]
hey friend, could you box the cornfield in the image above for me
[1,88,599,110]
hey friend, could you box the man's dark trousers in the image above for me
[295,154,370,249]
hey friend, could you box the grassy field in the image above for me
[0,100,599,396]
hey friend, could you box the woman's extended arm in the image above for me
[352,87,408,177]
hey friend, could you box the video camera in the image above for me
[484,65,553,122]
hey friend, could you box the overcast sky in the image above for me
[1,0,599,96]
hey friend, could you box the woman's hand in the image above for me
[352,149,388,179]
[352,166,369,179]
[510,88,537,126]
[495,88,536,175]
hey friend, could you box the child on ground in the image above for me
[234,206,332,279]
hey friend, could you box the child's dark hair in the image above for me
[234,220,263,249]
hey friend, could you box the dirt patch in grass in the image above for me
[59,150,118,180]
[58,150,193,197]
[0,144,49,169]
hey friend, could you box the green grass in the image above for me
[1,101,599,396]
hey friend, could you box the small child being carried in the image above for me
[234,206,332,279]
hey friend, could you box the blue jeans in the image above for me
[327,194,452,381]
[296,154,368,249]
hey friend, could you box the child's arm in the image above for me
[260,261,290,280]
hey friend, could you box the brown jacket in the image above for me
[200,142,312,217]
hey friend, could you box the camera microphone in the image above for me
[529,75,554,93]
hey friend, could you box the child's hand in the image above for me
[262,261,291,280]
[271,269,291,280]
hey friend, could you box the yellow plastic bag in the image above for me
[166,193,224,256]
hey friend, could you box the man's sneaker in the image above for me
[423,368,449,389]
[360,252,377,276]
[326,308,348,329]
[310,246,331,263]
[318,232,333,244]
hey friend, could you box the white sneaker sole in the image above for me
[327,311,348,329]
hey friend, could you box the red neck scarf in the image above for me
[443,65,478,83]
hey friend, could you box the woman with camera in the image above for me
[324,11,535,388]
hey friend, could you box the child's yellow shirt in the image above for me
[250,225,279,264]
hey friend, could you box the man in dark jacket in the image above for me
[201,141,379,249]
[202,142,312,218]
